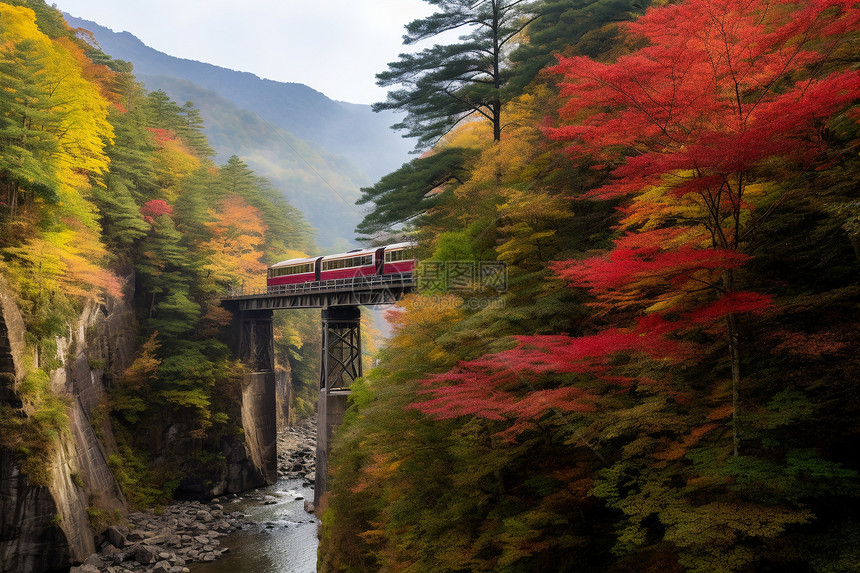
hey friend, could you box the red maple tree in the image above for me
[140,199,174,223]
[415,0,859,454]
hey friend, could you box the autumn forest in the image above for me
[0,0,858,572]
[321,0,860,571]
[0,0,319,507]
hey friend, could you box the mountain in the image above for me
[133,74,369,251]
[64,14,414,249]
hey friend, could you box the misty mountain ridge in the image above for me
[64,13,414,249]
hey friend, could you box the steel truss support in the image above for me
[320,306,362,392]
[315,305,361,508]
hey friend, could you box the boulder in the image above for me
[105,525,127,549]
[131,544,157,564]
[195,510,214,522]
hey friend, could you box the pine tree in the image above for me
[0,38,60,217]
[178,101,214,158]
[374,0,540,149]
[355,147,479,241]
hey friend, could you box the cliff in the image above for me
[0,276,130,572]
[0,275,281,572]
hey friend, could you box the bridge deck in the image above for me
[222,273,415,310]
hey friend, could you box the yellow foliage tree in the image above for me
[199,195,268,290]
[0,4,119,306]
[149,132,201,201]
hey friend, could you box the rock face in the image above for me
[275,367,292,434]
[172,370,278,500]
[0,275,285,571]
[235,371,278,490]
[0,276,24,407]
[0,449,73,572]
[0,276,132,573]
[168,307,279,500]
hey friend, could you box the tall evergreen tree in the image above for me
[507,0,651,92]
[144,90,184,133]
[218,155,257,197]
[355,146,479,241]
[374,0,539,150]
[178,101,214,158]
[0,38,60,216]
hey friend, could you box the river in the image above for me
[187,478,318,573]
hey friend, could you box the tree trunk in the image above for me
[10,182,18,219]
[493,100,502,142]
[726,311,741,457]
[722,269,741,457]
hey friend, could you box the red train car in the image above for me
[319,248,378,281]
[267,256,320,286]
[381,242,415,275]
[266,242,416,292]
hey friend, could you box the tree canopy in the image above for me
[323,0,860,571]
[374,0,540,149]
[355,146,479,242]
[0,0,320,507]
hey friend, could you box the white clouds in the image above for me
[54,0,433,103]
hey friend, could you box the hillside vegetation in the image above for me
[63,13,417,250]
[320,0,860,571]
[0,0,317,505]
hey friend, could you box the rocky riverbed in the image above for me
[277,416,316,487]
[70,417,317,573]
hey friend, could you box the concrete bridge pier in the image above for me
[225,309,278,489]
[315,306,362,508]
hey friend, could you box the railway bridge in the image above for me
[221,273,415,507]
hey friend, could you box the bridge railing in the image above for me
[227,273,416,299]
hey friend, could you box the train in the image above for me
[266,242,416,290]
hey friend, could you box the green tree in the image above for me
[355,146,478,241]
[0,38,60,217]
[172,166,218,246]
[94,94,157,252]
[178,101,214,158]
[218,155,256,196]
[144,89,184,132]
[104,92,159,201]
[374,0,539,149]
[136,211,200,339]
[92,177,149,250]
[507,0,650,92]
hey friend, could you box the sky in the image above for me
[51,0,438,105]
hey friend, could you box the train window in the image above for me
[271,263,315,277]
[385,249,412,263]
[323,255,373,270]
